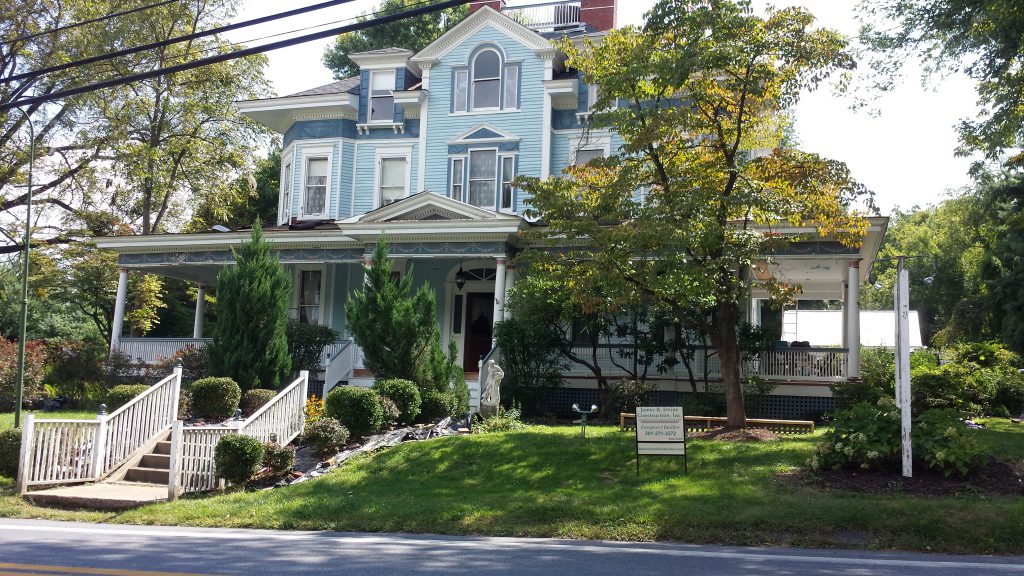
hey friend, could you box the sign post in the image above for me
[635,406,688,474]
[894,257,913,478]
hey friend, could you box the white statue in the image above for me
[482,359,505,416]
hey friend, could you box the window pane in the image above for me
[305,158,328,215]
[503,65,518,109]
[371,95,393,122]
[469,150,496,178]
[379,157,407,204]
[371,70,395,92]
[575,148,604,165]
[473,78,499,109]
[501,156,514,209]
[454,70,468,112]
[473,50,500,79]
[451,158,464,200]
[299,271,321,325]
[469,180,494,208]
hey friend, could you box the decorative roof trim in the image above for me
[447,123,520,144]
[410,6,554,64]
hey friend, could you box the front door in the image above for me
[463,292,494,372]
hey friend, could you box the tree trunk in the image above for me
[710,301,746,429]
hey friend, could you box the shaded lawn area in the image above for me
[0,409,98,430]
[0,423,1022,554]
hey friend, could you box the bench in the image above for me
[620,413,815,434]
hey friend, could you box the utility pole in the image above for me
[13,106,35,429]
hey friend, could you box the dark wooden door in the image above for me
[463,292,494,372]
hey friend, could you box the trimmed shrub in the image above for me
[262,442,295,478]
[475,406,527,434]
[191,377,242,420]
[214,434,265,487]
[379,396,400,429]
[0,428,20,478]
[106,384,149,411]
[303,417,349,456]
[372,379,421,423]
[241,389,277,416]
[419,388,458,422]
[608,379,656,414]
[325,386,384,437]
[914,408,985,476]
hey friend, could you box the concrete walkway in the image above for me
[25,482,166,510]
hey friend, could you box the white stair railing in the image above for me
[239,371,309,445]
[324,339,355,396]
[16,366,182,494]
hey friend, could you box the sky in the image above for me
[231,0,980,214]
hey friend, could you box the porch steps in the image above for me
[122,433,172,485]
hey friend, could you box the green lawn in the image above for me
[0,409,98,430]
[1,422,1022,554]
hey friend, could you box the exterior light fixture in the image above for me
[455,261,468,291]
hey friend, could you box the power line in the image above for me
[0,0,468,113]
[1,0,369,86]
[4,0,181,45]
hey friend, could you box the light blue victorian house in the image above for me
[96,0,888,418]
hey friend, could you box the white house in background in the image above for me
[783,310,924,349]
[94,0,889,419]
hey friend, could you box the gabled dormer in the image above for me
[348,48,423,134]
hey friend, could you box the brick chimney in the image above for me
[469,0,506,14]
[580,0,616,31]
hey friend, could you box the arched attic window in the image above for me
[472,49,501,110]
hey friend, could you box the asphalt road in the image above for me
[0,519,1022,575]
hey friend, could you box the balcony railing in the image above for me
[117,337,350,369]
[503,0,582,32]
[565,345,848,382]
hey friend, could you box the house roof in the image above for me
[349,47,413,56]
[281,77,361,98]
[411,6,556,64]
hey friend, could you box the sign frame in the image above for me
[634,405,688,475]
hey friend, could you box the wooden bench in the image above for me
[620,413,815,434]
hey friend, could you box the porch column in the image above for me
[192,285,206,339]
[493,257,507,338]
[503,265,516,321]
[846,260,861,379]
[110,268,128,353]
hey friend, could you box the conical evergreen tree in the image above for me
[208,221,292,390]
[346,236,436,380]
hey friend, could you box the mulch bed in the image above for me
[689,427,780,442]
[784,458,1024,497]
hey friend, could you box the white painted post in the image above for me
[503,265,516,321]
[192,285,206,339]
[15,414,34,494]
[171,364,183,421]
[846,260,861,379]
[299,370,310,432]
[109,268,128,353]
[894,258,913,478]
[92,410,108,478]
[167,420,182,501]
[492,257,507,339]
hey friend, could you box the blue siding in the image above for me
[284,120,357,148]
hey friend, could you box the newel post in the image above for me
[171,364,183,422]
[167,420,183,501]
[15,414,34,494]
[299,370,309,428]
[92,406,108,478]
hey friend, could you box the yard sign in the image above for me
[635,406,688,474]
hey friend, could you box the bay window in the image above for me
[304,157,328,217]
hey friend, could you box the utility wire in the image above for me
[0,0,467,113]
[1,0,369,86]
[3,0,181,45]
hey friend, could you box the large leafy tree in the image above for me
[857,0,1024,164]
[322,0,467,79]
[519,0,872,428]
[208,222,292,391]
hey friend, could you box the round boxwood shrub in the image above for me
[372,379,421,424]
[214,434,265,487]
[191,377,242,420]
[241,389,277,416]
[303,417,349,456]
[262,442,295,478]
[325,386,383,437]
[379,395,400,429]
[419,389,458,422]
[106,384,149,411]
[0,428,21,478]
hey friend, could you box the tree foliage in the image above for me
[322,0,467,79]
[208,223,292,391]
[345,236,436,381]
[518,0,872,427]
[857,0,1024,164]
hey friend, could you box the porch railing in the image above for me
[324,338,355,396]
[503,0,582,31]
[100,369,181,474]
[117,338,210,364]
[564,345,848,382]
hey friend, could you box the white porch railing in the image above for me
[167,371,309,500]
[17,367,182,493]
[564,345,848,382]
[503,0,581,31]
[117,338,210,364]
[324,338,355,395]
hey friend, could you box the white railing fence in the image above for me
[117,338,210,364]
[503,0,581,31]
[324,338,355,396]
[16,367,182,494]
[167,371,309,500]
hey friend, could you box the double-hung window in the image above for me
[450,157,465,201]
[500,156,514,211]
[304,157,328,217]
[503,64,519,109]
[575,148,604,166]
[279,160,292,224]
[472,50,501,110]
[378,156,408,206]
[297,270,322,325]
[468,150,497,208]
[454,70,469,113]
[370,70,395,122]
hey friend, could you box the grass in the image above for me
[0,422,1022,554]
[0,409,98,430]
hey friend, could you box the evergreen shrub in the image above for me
[241,389,277,416]
[325,386,383,437]
[372,379,421,423]
[191,377,242,419]
[0,428,20,478]
[303,417,349,456]
[214,434,264,487]
[106,384,149,410]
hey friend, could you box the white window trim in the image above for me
[279,151,294,225]
[292,265,326,325]
[374,145,414,208]
[369,70,396,124]
[450,155,467,202]
[298,145,334,220]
